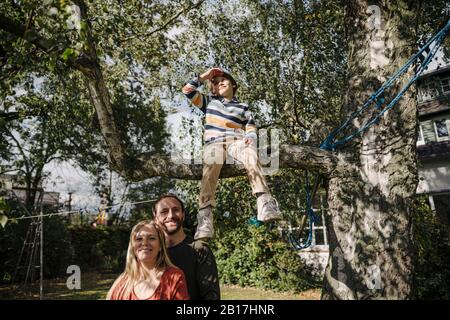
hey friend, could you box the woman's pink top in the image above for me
[109,266,190,300]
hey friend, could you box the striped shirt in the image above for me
[182,77,257,145]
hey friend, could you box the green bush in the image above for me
[98,225,130,272]
[213,224,316,292]
[413,196,450,299]
[68,224,130,273]
[42,216,74,278]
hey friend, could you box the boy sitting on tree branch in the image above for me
[182,67,281,240]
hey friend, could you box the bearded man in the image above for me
[152,194,221,300]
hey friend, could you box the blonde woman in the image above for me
[106,220,189,300]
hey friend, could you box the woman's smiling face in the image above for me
[133,224,160,263]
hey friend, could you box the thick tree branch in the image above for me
[111,144,338,182]
[72,2,128,171]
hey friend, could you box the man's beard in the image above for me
[163,217,184,235]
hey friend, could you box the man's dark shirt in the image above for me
[168,235,220,300]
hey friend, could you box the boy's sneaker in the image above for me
[194,206,214,240]
[257,194,282,222]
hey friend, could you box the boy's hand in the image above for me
[199,68,223,82]
[244,137,254,145]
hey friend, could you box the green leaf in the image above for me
[61,48,76,62]
[0,215,8,228]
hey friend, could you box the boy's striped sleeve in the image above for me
[182,77,209,111]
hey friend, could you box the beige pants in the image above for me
[199,138,269,209]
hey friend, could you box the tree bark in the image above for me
[321,0,417,299]
[74,2,128,173]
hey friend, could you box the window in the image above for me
[417,124,425,145]
[419,82,438,102]
[307,206,328,247]
[434,119,450,141]
[441,77,450,93]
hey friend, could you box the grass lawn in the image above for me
[0,272,321,300]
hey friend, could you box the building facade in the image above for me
[416,64,450,228]
[0,174,61,211]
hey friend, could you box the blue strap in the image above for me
[320,19,450,152]
[289,171,321,250]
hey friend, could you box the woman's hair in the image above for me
[106,220,175,299]
[208,71,238,96]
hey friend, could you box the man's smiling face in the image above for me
[154,197,185,235]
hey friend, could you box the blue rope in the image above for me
[289,171,321,250]
[320,19,450,152]
[289,19,450,251]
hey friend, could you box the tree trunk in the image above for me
[75,1,128,173]
[321,0,418,299]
